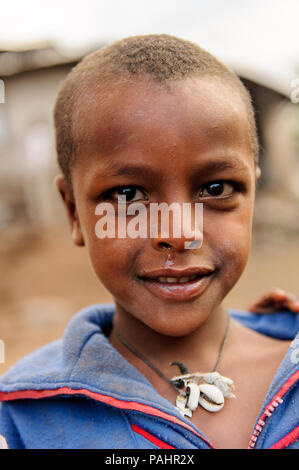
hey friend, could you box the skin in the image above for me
[56,76,291,448]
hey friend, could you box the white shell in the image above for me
[201,372,235,397]
[176,394,187,410]
[198,383,225,412]
[214,378,236,398]
[185,383,200,411]
[175,394,192,417]
[202,372,221,384]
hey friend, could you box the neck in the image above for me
[110,302,229,375]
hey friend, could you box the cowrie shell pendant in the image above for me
[198,383,225,412]
[175,378,230,416]
[185,383,200,411]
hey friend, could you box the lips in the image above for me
[152,275,198,283]
[138,266,215,279]
[137,266,216,301]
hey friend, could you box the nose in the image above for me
[150,202,203,252]
[152,232,203,252]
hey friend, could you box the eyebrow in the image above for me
[95,157,250,182]
[192,158,250,174]
[95,162,164,184]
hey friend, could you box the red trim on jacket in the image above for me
[131,424,175,449]
[0,386,213,448]
[270,426,299,449]
[248,370,299,449]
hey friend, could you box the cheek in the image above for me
[76,201,145,293]
[215,223,251,268]
[206,208,253,288]
[86,234,143,294]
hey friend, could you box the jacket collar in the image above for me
[63,303,299,403]
[0,303,298,443]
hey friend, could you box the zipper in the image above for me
[248,396,284,448]
[248,369,299,449]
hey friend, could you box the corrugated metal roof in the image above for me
[0,44,82,76]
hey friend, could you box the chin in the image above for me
[147,317,207,338]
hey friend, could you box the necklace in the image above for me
[114,314,236,418]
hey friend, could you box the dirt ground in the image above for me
[0,218,299,375]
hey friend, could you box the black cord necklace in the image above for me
[114,314,235,417]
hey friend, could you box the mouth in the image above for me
[137,269,216,301]
[139,273,208,283]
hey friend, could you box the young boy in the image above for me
[0,35,298,450]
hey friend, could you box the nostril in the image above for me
[159,242,171,249]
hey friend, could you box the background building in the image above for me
[0,0,298,373]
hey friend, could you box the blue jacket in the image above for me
[0,304,298,449]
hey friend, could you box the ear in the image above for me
[255,166,261,180]
[55,175,85,246]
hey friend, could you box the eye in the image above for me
[199,181,241,198]
[103,185,147,203]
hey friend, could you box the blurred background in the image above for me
[0,0,299,373]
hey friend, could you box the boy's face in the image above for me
[57,76,258,337]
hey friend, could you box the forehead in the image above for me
[73,76,253,180]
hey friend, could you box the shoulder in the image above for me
[0,303,118,449]
[229,309,299,340]
[0,302,115,394]
[0,339,63,395]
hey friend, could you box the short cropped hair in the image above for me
[54,34,259,185]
